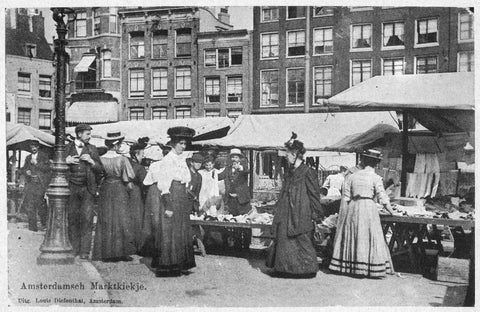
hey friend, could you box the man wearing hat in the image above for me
[19,140,52,231]
[218,148,251,216]
[65,124,104,259]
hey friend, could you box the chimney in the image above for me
[32,14,45,37]
[218,7,230,25]
[16,9,30,32]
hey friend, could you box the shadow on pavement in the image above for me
[430,284,468,306]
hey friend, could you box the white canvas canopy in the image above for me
[6,123,55,149]
[66,117,233,146]
[197,112,399,151]
[327,72,474,110]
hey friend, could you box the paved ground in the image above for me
[8,221,468,307]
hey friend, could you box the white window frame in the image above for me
[17,107,31,125]
[313,27,333,55]
[24,43,36,57]
[204,49,216,67]
[93,8,101,36]
[129,107,144,120]
[260,32,279,60]
[414,18,439,48]
[313,7,334,17]
[205,110,221,118]
[17,72,31,95]
[381,57,405,76]
[129,32,145,60]
[205,77,221,104]
[414,55,438,74]
[152,30,168,59]
[128,69,144,98]
[226,76,243,103]
[175,28,192,58]
[458,12,474,43]
[350,59,372,87]
[350,24,373,52]
[175,107,191,119]
[174,67,191,98]
[38,109,52,130]
[457,51,474,72]
[151,68,168,98]
[286,67,305,107]
[261,7,279,23]
[75,11,87,38]
[381,21,405,51]
[109,7,117,34]
[349,7,374,12]
[39,75,52,98]
[286,6,306,20]
[102,50,112,78]
[286,29,306,58]
[151,107,168,120]
[260,69,279,107]
[312,66,333,105]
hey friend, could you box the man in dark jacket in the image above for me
[65,124,104,259]
[218,148,251,216]
[19,140,51,231]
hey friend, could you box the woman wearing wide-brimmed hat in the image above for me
[92,131,136,261]
[266,134,324,278]
[143,126,196,277]
[329,149,395,278]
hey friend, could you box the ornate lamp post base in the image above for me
[37,252,75,265]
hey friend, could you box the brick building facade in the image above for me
[5,9,54,131]
[252,6,474,114]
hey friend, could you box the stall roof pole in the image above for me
[400,111,409,196]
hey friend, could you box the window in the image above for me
[313,28,333,54]
[175,107,191,119]
[152,30,168,59]
[227,76,243,102]
[352,24,372,49]
[93,9,101,35]
[75,12,87,37]
[416,18,438,45]
[25,44,36,57]
[204,49,216,67]
[109,8,117,34]
[205,110,220,117]
[351,60,372,86]
[39,110,51,130]
[176,28,192,57]
[227,110,242,122]
[261,33,279,59]
[287,6,306,19]
[416,56,438,74]
[39,75,52,98]
[152,68,168,97]
[129,108,144,120]
[262,7,279,22]
[218,49,230,68]
[383,58,404,75]
[459,12,474,41]
[458,51,474,72]
[231,47,242,65]
[350,7,373,11]
[383,22,405,48]
[261,70,279,107]
[287,68,305,105]
[129,69,144,97]
[17,73,31,93]
[102,50,112,78]
[205,77,220,103]
[287,30,305,56]
[130,32,145,59]
[314,66,332,102]
[17,108,31,125]
[175,67,191,97]
[152,107,167,120]
[314,7,334,16]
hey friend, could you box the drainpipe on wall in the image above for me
[304,6,311,113]
[119,15,124,121]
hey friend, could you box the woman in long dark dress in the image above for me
[143,127,196,277]
[267,134,324,278]
[92,131,136,261]
[127,137,148,252]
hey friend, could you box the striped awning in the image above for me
[74,55,96,73]
[67,101,118,124]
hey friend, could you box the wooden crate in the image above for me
[436,257,470,283]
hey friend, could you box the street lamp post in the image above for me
[37,8,76,265]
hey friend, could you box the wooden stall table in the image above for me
[379,214,474,273]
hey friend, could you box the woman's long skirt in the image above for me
[329,198,393,278]
[129,183,144,251]
[93,180,136,260]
